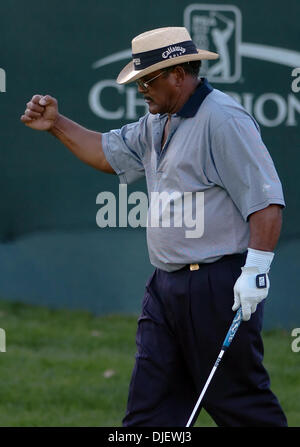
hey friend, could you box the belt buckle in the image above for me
[190,263,199,271]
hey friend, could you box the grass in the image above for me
[0,299,299,427]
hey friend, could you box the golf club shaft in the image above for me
[186,307,243,427]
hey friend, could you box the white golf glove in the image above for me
[232,248,274,321]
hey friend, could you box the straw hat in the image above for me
[117,27,219,85]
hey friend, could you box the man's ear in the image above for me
[172,66,186,86]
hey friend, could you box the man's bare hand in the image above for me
[20,94,59,131]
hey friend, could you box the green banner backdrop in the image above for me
[0,0,299,329]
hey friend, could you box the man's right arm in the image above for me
[20,94,115,174]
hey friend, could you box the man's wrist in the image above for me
[48,113,63,135]
[244,248,274,273]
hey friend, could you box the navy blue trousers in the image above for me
[123,253,287,427]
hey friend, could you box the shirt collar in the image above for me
[176,78,213,118]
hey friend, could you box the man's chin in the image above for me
[147,102,162,115]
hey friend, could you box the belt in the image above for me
[187,252,248,271]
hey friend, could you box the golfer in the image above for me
[20,27,287,427]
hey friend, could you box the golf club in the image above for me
[186,307,243,427]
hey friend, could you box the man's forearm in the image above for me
[49,114,115,174]
[248,204,283,252]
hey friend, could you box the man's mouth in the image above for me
[144,96,153,104]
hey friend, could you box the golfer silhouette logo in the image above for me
[184,4,242,83]
[208,12,234,80]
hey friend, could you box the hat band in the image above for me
[132,40,198,70]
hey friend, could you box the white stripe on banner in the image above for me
[92,49,132,69]
[92,44,300,70]
[239,43,300,67]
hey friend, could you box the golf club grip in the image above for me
[222,307,243,349]
[186,308,243,427]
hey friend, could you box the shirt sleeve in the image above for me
[208,116,286,221]
[102,114,149,184]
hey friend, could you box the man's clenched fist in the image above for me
[20,94,59,131]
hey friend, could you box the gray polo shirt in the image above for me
[102,78,285,272]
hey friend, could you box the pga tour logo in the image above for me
[184,4,300,84]
[184,4,242,83]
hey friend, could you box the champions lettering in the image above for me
[162,45,186,59]
[88,81,300,127]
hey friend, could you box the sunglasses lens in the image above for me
[137,80,145,89]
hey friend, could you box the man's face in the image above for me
[136,69,179,115]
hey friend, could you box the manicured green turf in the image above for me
[0,299,299,427]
